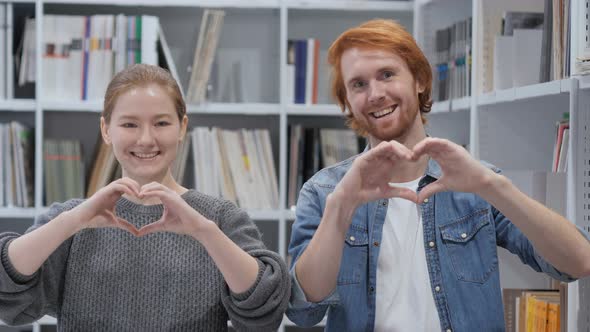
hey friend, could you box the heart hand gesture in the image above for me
[411,137,498,202]
[136,182,215,238]
[334,140,418,208]
[69,177,141,235]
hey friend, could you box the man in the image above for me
[286,19,590,331]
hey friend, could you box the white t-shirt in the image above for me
[374,177,441,331]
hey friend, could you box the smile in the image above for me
[131,152,160,159]
[371,106,396,118]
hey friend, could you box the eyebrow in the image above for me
[346,65,399,86]
[117,113,174,120]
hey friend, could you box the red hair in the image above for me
[328,19,432,136]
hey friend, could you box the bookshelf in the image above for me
[416,0,590,331]
[0,1,410,332]
[0,0,588,332]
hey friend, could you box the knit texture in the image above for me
[0,190,290,331]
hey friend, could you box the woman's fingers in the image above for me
[105,210,139,235]
[137,219,167,237]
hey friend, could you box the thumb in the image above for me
[417,180,445,202]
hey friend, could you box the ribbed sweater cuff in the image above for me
[230,259,264,301]
[1,238,38,284]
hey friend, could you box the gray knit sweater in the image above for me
[0,190,290,331]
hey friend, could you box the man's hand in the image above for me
[411,137,498,202]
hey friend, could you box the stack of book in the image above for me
[432,17,472,102]
[43,139,85,204]
[190,126,279,210]
[18,14,180,101]
[0,121,33,207]
[287,126,361,208]
[552,113,569,173]
[286,38,320,105]
[186,10,225,104]
[503,288,562,332]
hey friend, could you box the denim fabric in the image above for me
[287,154,583,332]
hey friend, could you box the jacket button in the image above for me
[373,241,379,247]
[461,233,467,239]
[349,236,356,242]
[428,241,435,248]
[423,198,429,203]
[382,201,387,206]
[435,286,441,292]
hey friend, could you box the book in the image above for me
[186,10,225,103]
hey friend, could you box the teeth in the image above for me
[372,106,395,118]
[133,152,158,159]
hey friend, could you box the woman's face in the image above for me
[101,83,187,184]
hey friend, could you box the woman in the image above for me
[0,64,290,331]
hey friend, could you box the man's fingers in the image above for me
[386,184,418,203]
[417,181,446,202]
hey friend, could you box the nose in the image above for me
[368,81,386,105]
[137,126,155,146]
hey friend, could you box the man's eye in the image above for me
[383,71,394,79]
[156,121,171,127]
[121,123,136,128]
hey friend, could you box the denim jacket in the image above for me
[287,155,583,332]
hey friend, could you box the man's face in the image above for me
[341,47,424,146]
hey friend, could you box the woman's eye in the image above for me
[121,123,136,128]
[353,81,366,89]
[156,121,171,127]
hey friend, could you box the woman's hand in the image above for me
[68,177,141,235]
[136,182,216,238]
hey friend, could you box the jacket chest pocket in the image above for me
[337,226,369,285]
[439,210,498,283]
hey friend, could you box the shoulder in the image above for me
[182,189,246,224]
[305,153,360,189]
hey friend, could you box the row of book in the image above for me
[43,139,85,204]
[186,10,225,104]
[4,124,362,209]
[287,125,362,208]
[552,114,569,173]
[480,0,570,93]
[191,127,278,210]
[286,38,320,105]
[18,14,180,101]
[503,288,563,332]
[0,4,8,100]
[432,17,472,102]
[0,121,33,208]
[492,11,546,90]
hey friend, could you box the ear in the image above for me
[416,80,425,94]
[179,115,189,141]
[100,117,112,145]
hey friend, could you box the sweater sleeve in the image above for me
[0,199,83,325]
[216,200,290,332]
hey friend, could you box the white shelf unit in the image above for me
[415,0,590,331]
[1,0,588,331]
[0,1,412,332]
